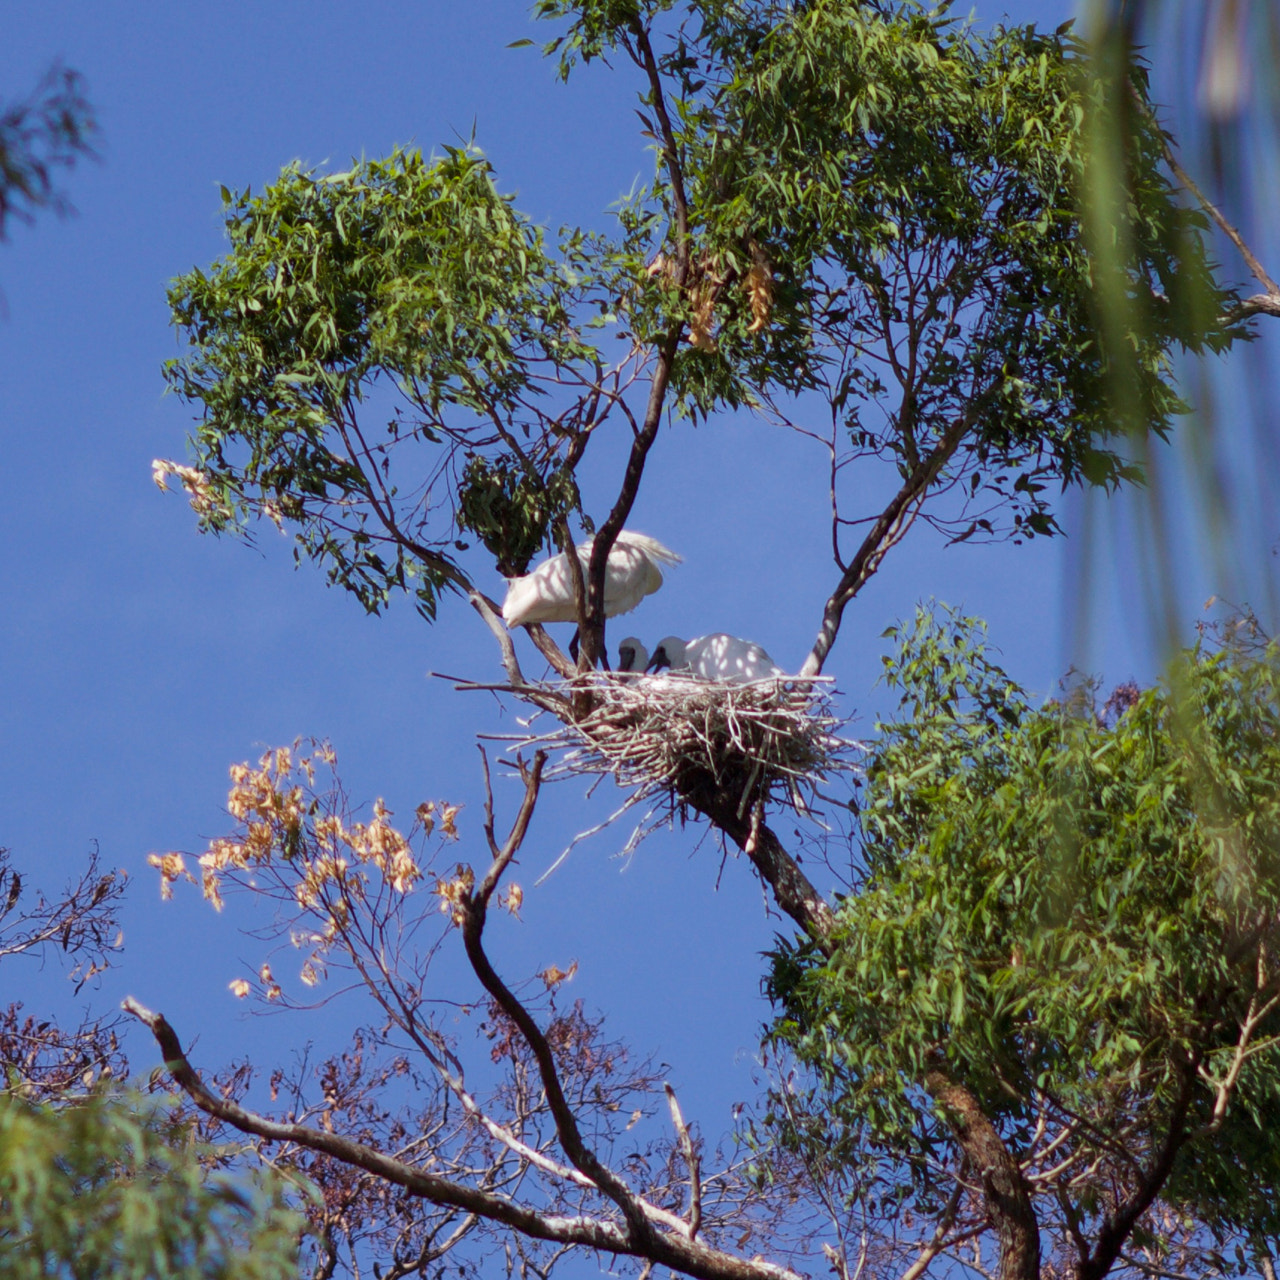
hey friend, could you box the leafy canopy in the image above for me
[0,1089,305,1279]
[164,146,610,614]
[770,608,1280,1246]
[162,0,1242,627]
[544,0,1241,531]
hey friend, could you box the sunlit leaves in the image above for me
[672,1,1241,535]
[770,608,1280,1240]
[164,146,608,616]
[164,2,1249,636]
[529,0,678,79]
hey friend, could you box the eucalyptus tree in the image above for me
[136,3,1280,1280]
[0,1089,303,1280]
[767,609,1280,1280]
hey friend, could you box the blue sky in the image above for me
[2,0,1276,1250]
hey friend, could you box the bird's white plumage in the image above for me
[501,532,681,628]
[648,633,784,681]
[616,636,650,673]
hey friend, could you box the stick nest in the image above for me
[497,672,860,821]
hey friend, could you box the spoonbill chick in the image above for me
[648,634,784,682]
[616,636,650,673]
[502,532,681,629]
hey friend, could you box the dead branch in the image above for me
[525,623,577,680]
[897,1177,965,1280]
[0,845,125,976]
[665,1083,703,1241]
[471,591,526,686]
[122,997,803,1280]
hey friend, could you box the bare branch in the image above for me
[1074,1056,1199,1280]
[1224,292,1280,323]
[1137,87,1279,299]
[581,326,684,671]
[470,592,526,686]
[122,999,803,1280]
[898,1178,965,1280]
[665,1083,703,1241]
[800,413,970,678]
[456,756,656,1235]
[526,623,577,680]
[474,753,546,908]
[0,847,125,987]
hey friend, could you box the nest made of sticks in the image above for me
[489,670,860,824]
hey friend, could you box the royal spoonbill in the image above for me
[501,532,681,629]
[648,634,784,681]
[616,637,650,673]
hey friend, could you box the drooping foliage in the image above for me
[769,608,1280,1266]
[0,64,96,243]
[0,1090,305,1280]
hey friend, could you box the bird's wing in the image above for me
[687,633,782,679]
[501,554,578,626]
[615,531,682,565]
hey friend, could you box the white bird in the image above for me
[501,532,681,629]
[616,636,650,673]
[647,633,784,682]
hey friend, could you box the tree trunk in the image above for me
[925,1066,1040,1280]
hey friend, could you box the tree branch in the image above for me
[629,21,691,275]
[527,623,577,679]
[1124,78,1280,321]
[1075,1055,1199,1280]
[457,757,656,1238]
[580,325,683,671]
[470,591,526,686]
[570,12,693,672]
[680,787,835,945]
[925,1064,1040,1280]
[121,998,802,1280]
[897,1176,965,1280]
[1143,94,1279,300]
[800,414,970,678]
[665,1083,702,1241]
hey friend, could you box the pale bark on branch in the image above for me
[121,996,801,1280]
[124,748,803,1280]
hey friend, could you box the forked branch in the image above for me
[801,414,970,678]
[121,994,801,1280]
[457,752,653,1235]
